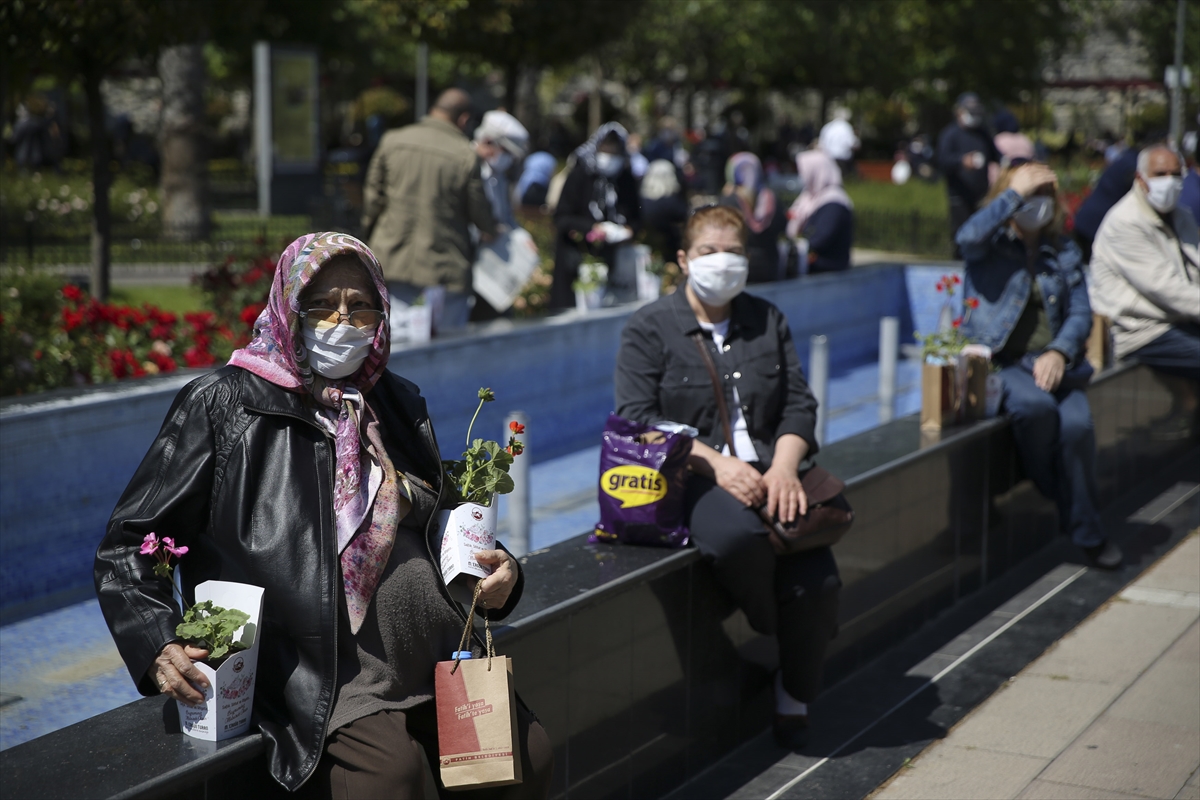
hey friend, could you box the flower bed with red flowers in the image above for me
[0,270,245,397]
[195,248,277,337]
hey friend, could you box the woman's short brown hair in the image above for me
[682,204,747,252]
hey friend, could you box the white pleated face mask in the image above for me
[302,321,375,379]
[1012,196,1055,233]
[1143,175,1183,213]
[687,251,750,306]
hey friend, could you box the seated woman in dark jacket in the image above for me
[957,163,1121,569]
[614,205,840,749]
[95,232,553,798]
[719,152,787,283]
[786,150,854,273]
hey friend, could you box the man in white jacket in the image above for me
[1089,145,1200,381]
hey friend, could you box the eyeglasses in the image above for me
[299,308,385,331]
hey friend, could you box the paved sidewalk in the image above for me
[872,533,1200,800]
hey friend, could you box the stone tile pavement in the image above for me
[871,533,1200,800]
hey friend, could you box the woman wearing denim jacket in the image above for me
[957,161,1122,569]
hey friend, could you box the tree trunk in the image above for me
[84,70,112,302]
[504,61,519,113]
[159,43,210,242]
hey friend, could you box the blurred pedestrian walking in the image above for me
[517,151,556,209]
[641,159,689,266]
[786,150,854,274]
[362,88,497,335]
[720,153,787,283]
[550,122,640,309]
[474,109,529,230]
[937,92,999,255]
[819,108,859,179]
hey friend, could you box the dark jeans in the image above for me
[685,473,841,704]
[295,701,553,800]
[999,365,1104,548]
[1132,323,1200,381]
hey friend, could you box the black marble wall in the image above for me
[498,364,1198,800]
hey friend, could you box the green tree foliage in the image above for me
[1,0,167,300]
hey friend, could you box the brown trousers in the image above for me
[295,701,553,800]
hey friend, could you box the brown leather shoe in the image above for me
[773,713,809,750]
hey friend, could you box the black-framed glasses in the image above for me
[299,308,384,331]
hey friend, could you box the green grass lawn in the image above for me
[109,284,208,315]
[845,178,949,217]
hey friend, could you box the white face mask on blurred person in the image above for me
[595,152,625,177]
[960,111,981,129]
[302,322,374,379]
[1142,174,1183,213]
[687,252,749,306]
[488,151,513,172]
[1012,196,1055,233]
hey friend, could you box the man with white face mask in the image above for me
[937,92,1000,254]
[1089,145,1200,381]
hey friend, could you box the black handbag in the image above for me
[690,333,854,553]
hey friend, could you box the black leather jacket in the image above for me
[94,366,523,791]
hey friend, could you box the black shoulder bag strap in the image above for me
[690,332,735,454]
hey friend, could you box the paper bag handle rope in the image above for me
[451,579,495,674]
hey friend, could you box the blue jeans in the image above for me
[1132,324,1200,381]
[1000,365,1104,548]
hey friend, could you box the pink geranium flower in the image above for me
[162,537,188,558]
[140,532,160,555]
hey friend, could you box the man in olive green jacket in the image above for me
[362,88,496,332]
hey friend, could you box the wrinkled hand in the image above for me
[713,455,767,508]
[149,642,210,707]
[1009,163,1058,198]
[1033,350,1066,393]
[472,550,518,612]
[762,465,809,523]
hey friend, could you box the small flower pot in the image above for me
[176,580,265,742]
[437,498,497,605]
[574,286,604,312]
[921,360,960,430]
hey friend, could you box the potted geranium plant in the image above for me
[917,284,984,429]
[438,388,525,603]
[141,533,265,741]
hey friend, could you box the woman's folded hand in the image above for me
[473,550,518,612]
[149,642,210,706]
[712,455,767,509]
[763,465,809,523]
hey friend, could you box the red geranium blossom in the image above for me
[508,420,525,435]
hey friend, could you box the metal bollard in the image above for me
[503,411,530,557]
[809,335,829,446]
[879,316,899,424]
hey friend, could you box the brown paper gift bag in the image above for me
[435,584,523,791]
[921,362,959,430]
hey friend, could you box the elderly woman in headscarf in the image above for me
[786,150,855,274]
[95,232,553,799]
[719,152,786,283]
[549,121,641,309]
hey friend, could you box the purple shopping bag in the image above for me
[591,414,692,548]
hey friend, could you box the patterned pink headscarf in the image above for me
[725,152,777,234]
[786,150,853,240]
[230,232,403,633]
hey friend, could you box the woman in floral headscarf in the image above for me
[719,152,787,283]
[96,233,553,799]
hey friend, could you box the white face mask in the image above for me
[960,112,981,129]
[686,251,749,306]
[488,151,513,172]
[1012,196,1055,233]
[1142,174,1183,213]
[595,152,625,177]
[302,321,375,379]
